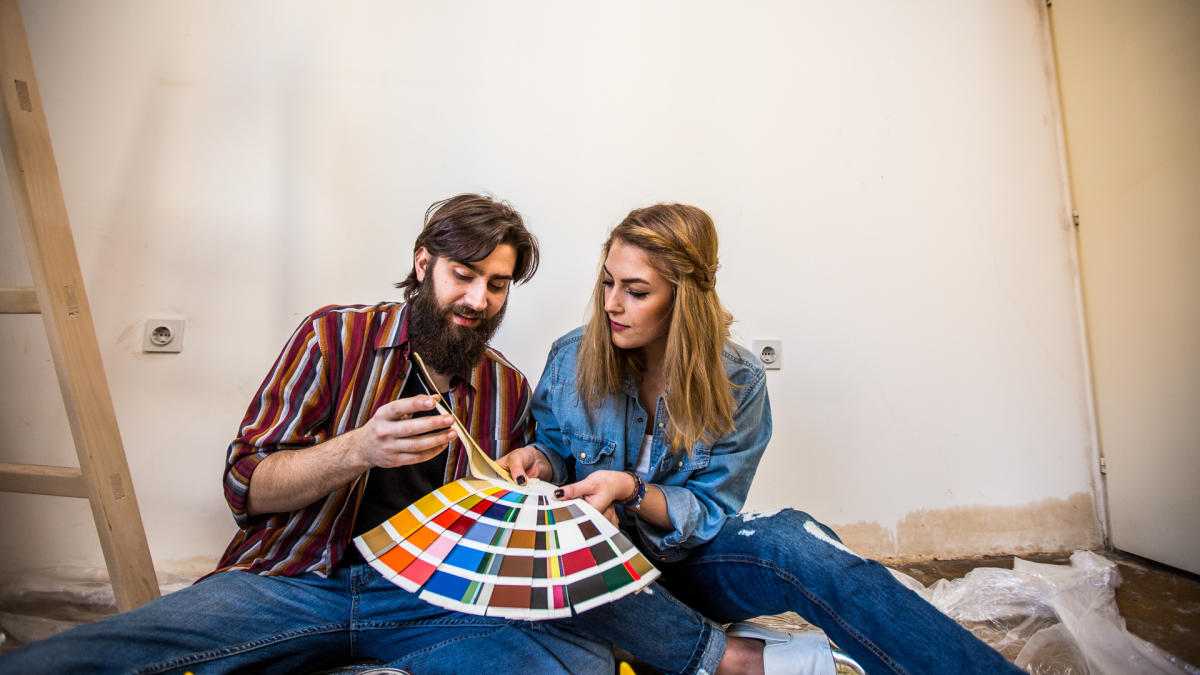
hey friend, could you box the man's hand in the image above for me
[354,395,457,469]
[553,470,635,520]
[497,445,554,486]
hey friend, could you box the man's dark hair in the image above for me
[395,194,539,301]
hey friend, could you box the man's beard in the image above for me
[407,286,506,379]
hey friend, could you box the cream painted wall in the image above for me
[0,0,1099,575]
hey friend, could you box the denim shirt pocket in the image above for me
[562,429,617,469]
[668,442,712,473]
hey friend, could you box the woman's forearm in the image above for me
[629,482,671,530]
[609,470,672,531]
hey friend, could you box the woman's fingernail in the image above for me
[516,475,526,486]
[554,489,564,498]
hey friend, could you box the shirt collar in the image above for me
[374,302,409,352]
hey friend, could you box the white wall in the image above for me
[0,0,1099,575]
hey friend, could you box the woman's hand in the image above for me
[554,470,637,518]
[497,445,554,485]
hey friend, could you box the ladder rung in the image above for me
[0,461,88,498]
[0,286,40,313]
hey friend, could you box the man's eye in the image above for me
[454,272,472,282]
[488,282,508,292]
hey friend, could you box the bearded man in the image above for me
[0,195,617,674]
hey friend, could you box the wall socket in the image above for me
[143,317,186,353]
[752,339,782,370]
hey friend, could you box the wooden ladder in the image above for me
[0,0,159,611]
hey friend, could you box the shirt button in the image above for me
[580,452,587,458]
[677,460,684,467]
[636,417,643,423]
[658,422,665,429]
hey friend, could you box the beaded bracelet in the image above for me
[618,470,646,509]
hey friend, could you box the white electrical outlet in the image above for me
[752,339,782,370]
[143,317,186,353]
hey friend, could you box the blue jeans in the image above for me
[0,563,620,674]
[0,511,1019,674]
[619,508,1024,675]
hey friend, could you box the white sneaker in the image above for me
[726,622,835,675]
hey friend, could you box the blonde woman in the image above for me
[501,204,1020,674]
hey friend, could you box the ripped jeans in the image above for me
[608,508,1023,675]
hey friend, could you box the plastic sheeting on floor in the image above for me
[890,551,1198,675]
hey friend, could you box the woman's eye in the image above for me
[601,279,614,287]
[628,290,648,299]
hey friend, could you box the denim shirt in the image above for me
[531,327,772,563]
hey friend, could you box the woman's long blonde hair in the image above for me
[576,204,736,454]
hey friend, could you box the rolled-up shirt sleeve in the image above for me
[223,314,332,526]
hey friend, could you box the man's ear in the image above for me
[414,247,432,283]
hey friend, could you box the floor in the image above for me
[3,549,1198,671]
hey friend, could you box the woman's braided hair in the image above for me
[577,204,736,454]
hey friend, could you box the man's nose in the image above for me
[463,281,488,311]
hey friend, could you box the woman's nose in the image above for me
[603,289,620,314]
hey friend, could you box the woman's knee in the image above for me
[725,508,858,563]
[730,507,822,536]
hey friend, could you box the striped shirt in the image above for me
[216,302,534,577]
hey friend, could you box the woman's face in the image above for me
[602,239,674,355]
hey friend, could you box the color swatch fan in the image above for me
[352,352,660,619]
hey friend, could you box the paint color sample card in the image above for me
[353,477,660,620]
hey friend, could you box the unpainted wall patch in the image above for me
[830,520,897,558]
[804,521,861,558]
[831,492,1099,560]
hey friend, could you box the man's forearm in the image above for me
[246,429,370,516]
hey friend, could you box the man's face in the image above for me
[407,244,517,377]
[416,243,516,326]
